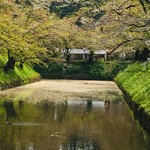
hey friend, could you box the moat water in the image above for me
[0,80,150,150]
[0,99,150,150]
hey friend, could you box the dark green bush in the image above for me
[47,62,63,73]
[89,63,105,79]
[65,64,81,74]
[35,60,128,80]
[89,61,128,80]
[105,61,128,79]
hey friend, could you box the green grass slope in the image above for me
[0,57,40,90]
[115,62,150,114]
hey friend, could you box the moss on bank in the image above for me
[0,63,40,90]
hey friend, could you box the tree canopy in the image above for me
[0,0,149,70]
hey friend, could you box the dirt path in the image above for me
[0,80,123,103]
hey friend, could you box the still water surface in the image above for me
[0,98,150,150]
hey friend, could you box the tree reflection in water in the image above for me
[3,101,17,122]
[26,143,34,150]
[0,99,149,150]
[66,134,101,150]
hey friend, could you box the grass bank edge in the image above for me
[0,63,41,90]
[115,61,150,114]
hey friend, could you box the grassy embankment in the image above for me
[115,62,150,134]
[0,56,40,90]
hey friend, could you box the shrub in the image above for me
[65,64,81,74]
[47,62,63,73]
[89,63,105,79]
[35,60,128,80]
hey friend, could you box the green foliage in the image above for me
[47,62,63,73]
[89,63,105,79]
[35,61,63,78]
[115,62,150,113]
[50,1,81,18]
[50,0,108,19]
[35,60,128,80]
[1,0,149,70]
[108,61,129,79]
[89,61,128,80]
[0,55,7,67]
[0,1,54,70]
[65,64,81,74]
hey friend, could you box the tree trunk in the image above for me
[4,49,16,71]
[65,47,71,63]
[19,61,24,69]
[89,51,94,64]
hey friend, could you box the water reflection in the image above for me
[0,99,149,150]
[3,101,17,122]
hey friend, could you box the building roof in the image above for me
[70,49,90,54]
[63,49,107,55]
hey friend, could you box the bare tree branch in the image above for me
[108,38,144,55]
[126,4,138,9]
